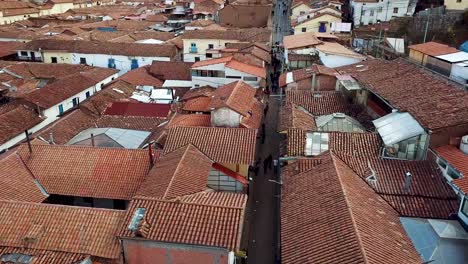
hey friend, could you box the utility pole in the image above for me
[376,22,382,58]
[423,8,431,43]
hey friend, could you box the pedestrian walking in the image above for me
[267,154,273,168]
[263,158,268,173]
[273,159,279,175]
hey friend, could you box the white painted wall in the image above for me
[192,64,261,88]
[450,63,468,86]
[183,39,239,62]
[71,53,171,74]
[211,107,241,127]
[351,0,415,26]
[318,50,364,68]
[0,74,116,152]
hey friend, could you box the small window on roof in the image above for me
[447,166,461,179]
[437,158,447,170]
[1,253,32,264]
[128,207,146,232]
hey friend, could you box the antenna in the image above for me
[404,172,413,194]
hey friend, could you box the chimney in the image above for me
[90,133,95,147]
[148,143,154,167]
[49,132,55,145]
[404,172,413,194]
[24,130,32,154]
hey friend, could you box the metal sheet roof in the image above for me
[372,112,425,146]
[67,127,150,149]
[436,52,468,63]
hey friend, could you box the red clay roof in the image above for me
[164,127,257,165]
[286,90,352,115]
[0,153,48,203]
[209,81,257,116]
[183,96,212,112]
[280,64,338,86]
[0,104,43,145]
[0,200,124,259]
[279,104,316,132]
[118,66,164,87]
[104,102,171,118]
[337,153,459,219]
[281,153,421,264]
[436,145,468,193]
[225,59,266,78]
[136,144,213,199]
[192,56,233,68]
[0,248,86,264]
[408,41,459,56]
[0,41,24,57]
[336,59,468,130]
[16,144,152,200]
[181,86,216,101]
[149,61,192,81]
[119,192,247,251]
[166,113,211,128]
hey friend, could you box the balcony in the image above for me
[189,47,198,53]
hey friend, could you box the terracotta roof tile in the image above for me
[118,66,163,87]
[80,80,136,115]
[0,200,124,259]
[283,32,322,50]
[104,102,171,118]
[336,59,468,130]
[164,127,257,164]
[149,61,192,81]
[436,145,468,193]
[183,96,212,112]
[240,99,263,129]
[119,192,247,251]
[192,56,233,68]
[136,144,213,199]
[286,90,351,115]
[166,113,211,128]
[280,64,338,86]
[209,81,258,116]
[96,115,165,132]
[0,248,86,264]
[225,59,266,78]
[181,86,216,101]
[336,153,459,219]
[181,28,271,42]
[281,153,421,263]
[408,41,459,56]
[16,144,151,200]
[279,104,316,132]
[0,153,48,203]
[0,104,43,145]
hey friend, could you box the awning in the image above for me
[372,112,424,146]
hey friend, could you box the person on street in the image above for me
[263,158,268,173]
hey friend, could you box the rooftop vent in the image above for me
[128,207,146,232]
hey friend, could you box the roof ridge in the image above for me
[329,153,370,264]
[17,142,149,153]
[162,145,190,199]
[131,194,245,210]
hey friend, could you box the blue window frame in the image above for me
[58,104,64,115]
[131,59,139,70]
[108,58,116,69]
[85,91,90,98]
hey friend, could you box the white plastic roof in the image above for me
[385,38,405,54]
[372,112,425,146]
[436,52,468,63]
[68,128,150,149]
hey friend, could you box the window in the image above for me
[226,75,241,79]
[305,132,329,156]
[377,6,383,12]
[194,57,200,62]
[108,58,116,69]
[462,198,468,218]
[85,91,91,98]
[208,44,214,49]
[447,166,461,179]
[370,10,374,16]
[206,53,213,58]
[130,59,139,70]
[456,0,461,2]
[80,57,86,64]
[191,43,196,47]
[20,51,27,56]
[58,104,64,115]
[51,57,57,63]
[167,89,172,95]
[393,7,398,14]
[243,76,257,81]
[72,97,79,107]
[362,10,366,16]
[301,27,306,32]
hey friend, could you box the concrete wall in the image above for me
[351,0,414,26]
[50,3,74,14]
[408,49,426,65]
[294,14,341,34]
[220,162,249,177]
[211,107,241,127]
[318,51,364,68]
[192,65,261,88]
[43,51,73,64]
[445,0,468,10]
[122,239,231,264]
[451,63,468,85]
[183,39,239,62]
[0,12,39,25]
[291,3,312,19]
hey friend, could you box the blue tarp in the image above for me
[460,41,468,53]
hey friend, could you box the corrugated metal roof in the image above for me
[435,51,468,63]
[373,112,425,146]
[67,127,150,149]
